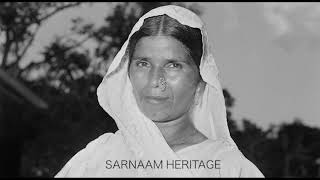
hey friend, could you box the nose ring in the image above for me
[159,77,167,91]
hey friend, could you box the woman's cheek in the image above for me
[131,69,148,94]
[170,73,197,101]
[168,71,197,89]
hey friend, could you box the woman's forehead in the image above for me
[132,36,192,60]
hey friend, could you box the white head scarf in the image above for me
[95,5,237,176]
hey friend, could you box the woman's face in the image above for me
[129,35,201,122]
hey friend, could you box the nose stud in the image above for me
[159,77,167,91]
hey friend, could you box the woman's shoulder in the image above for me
[54,132,118,177]
[85,132,115,150]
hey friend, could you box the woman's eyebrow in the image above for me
[131,57,149,61]
[166,58,191,65]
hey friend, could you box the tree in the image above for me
[0,2,84,177]
[0,2,82,77]
[276,119,317,177]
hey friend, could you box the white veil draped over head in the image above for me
[56,5,265,178]
[96,5,236,175]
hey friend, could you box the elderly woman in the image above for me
[55,5,264,177]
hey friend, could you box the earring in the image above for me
[194,82,205,106]
[194,86,202,106]
[194,93,199,105]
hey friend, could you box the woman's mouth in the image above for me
[144,96,169,104]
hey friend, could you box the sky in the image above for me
[22,2,320,130]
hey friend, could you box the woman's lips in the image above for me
[144,96,169,104]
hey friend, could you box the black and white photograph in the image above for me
[0,2,319,178]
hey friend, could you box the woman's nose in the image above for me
[149,68,164,88]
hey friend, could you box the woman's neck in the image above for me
[154,114,201,146]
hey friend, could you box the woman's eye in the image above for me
[167,63,182,69]
[136,61,149,67]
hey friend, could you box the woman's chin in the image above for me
[151,118,172,123]
[144,111,171,123]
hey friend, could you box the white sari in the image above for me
[55,5,264,177]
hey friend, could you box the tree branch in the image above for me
[0,82,24,104]
[21,34,92,75]
[16,26,40,64]
[65,34,92,52]
[1,30,13,68]
[21,61,43,73]
[39,3,82,22]
[6,26,40,77]
[0,68,48,109]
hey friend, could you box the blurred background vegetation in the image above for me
[0,2,320,177]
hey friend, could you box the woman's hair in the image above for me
[127,14,203,68]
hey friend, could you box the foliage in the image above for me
[0,2,82,77]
